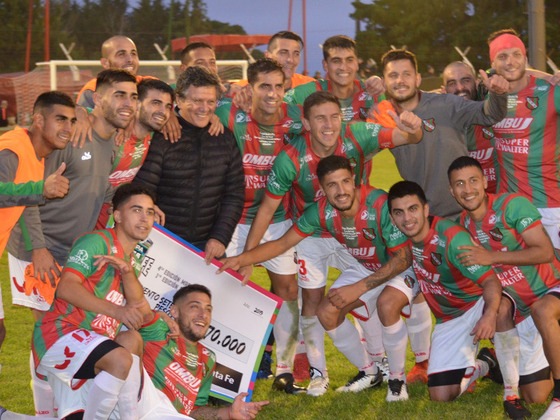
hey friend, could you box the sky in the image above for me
[204,0,357,75]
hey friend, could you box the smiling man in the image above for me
[96,79,175,228]
[448,156,560,419]
[215,58,305,392]
[284,35,377,123]
[486,29,560,252]
[387,180,503,403]
[134,66,244,262]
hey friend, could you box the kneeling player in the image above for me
[387,180,503,402]
[220,156,419,401]
[448,156,560,419]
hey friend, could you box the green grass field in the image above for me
[0,150,553,419]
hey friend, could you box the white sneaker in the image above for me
[336,370,383,393]
[307,367,329,397]
[386,378,409,402]
[540,399,560,420]
[376,357,390,382]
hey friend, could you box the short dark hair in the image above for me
[447,156,483,180]
[180,42,215,65]
[173,284,212,304]
[381,49,418,74]
[112,183,156,211]
[317,155,353,183]
[247,58,285,86]
[303,91,340,120]
[138,79,175,102]
[96,69,137,92]
[268,31,304,51]
[387,180,427,212]
[322,35,356,60]
[176,66,221,100]
[487,28,520,45]
[33,91,75,114]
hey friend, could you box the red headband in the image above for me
[489,34,526,62]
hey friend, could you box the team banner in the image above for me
[136,224,282,402]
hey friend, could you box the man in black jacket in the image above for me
[134,66,244,263]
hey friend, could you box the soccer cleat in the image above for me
[375,357,390,382]
[477,347,503,384]
[0,405,6,419]
[386,378,409,402]
[257,350,274,380]
[307,367,329,397]
[292,352,311,382]
[406,360,428,384]
[336,369,383,393]
[503,396,531,419]
[540,398,560,420]
[272,373,307,395]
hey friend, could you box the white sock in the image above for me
[327,318,375,374]
[30,353,55,417]
[274,300,299,375]
[83,371,125,420]
[494,329,521,399]
[117,354,140,420]
[300,315,327,377]
[382,318,408,380]
[356,314,385,363]
[460,359,489,395]
[405,301,432,363]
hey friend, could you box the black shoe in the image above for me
[503,396,531,419]
[272,373,307,395]
[477,347,503,384]
[257,350,274,380]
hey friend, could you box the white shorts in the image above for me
[332,265,419,320]
[109,367,194,420]
[517,316,549,377]
[226,220,297,275]
[8,253,52,311]
[547,284,560,296]
[538,207,560,249]
[295,236,359,289]
[427,298,485,376]
[40,330,112,418]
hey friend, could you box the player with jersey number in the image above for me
[215,58,306,392]
[487,29,560,252]
[219,156,419,401]
[238,91,422,396]
[448,156,560,420]
[387,180,503,402]
[96,79,174,228]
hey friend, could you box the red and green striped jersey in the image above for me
[214,100,304,224]
[96,133,154,229]
[459,193,560,323]
[294,185,408,271]
[466,125,498,193]
[109,132,153,187]
[284,79,378,122]
[140,315,216,415]
[32,229,126,364]
[491,76,560,207]
[266,123,394,237]
[411,217,493,324]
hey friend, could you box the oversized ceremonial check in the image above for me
[136,224,282,402]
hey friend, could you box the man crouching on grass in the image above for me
[0,183,268,419]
